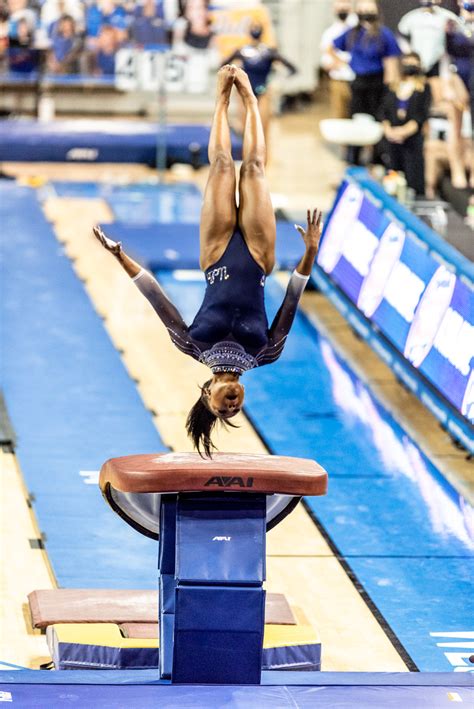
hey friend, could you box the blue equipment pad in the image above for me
[170,492,267,684]
[173,587,265,684]
[46,620,321,672]
[176,494,266,584]
[158,495,177,680]
[0,120,242,164]
[99,221,306,270]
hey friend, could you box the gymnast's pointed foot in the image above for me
[234,67,255,104]
[216,64,236,102]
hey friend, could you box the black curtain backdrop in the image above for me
[379,1,460,31]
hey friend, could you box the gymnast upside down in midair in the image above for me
[94,65,322,456]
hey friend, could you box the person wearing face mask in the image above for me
[380,52,431,196]
[446,2,474,123]
[329,0,401,164]
[221,23,297,151]
[398,0,460,79]
[320,0,357,119]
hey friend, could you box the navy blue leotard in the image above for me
[224,44,297,97]
[133,229,309,375]
[189,229,268,352]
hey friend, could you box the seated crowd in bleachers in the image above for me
[0,0,181,77]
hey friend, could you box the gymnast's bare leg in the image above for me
[199,65,238,271]
[234,67,276,275]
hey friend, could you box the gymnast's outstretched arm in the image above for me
[257,209,322,364]
[271,49,297,77]
[93,226,199,358]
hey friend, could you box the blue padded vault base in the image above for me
[0,120,242,165]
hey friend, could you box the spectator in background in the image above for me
[7,0,36,41]
[329,0,401,164]
[320,0,357,119]
[380,52,431,195]
[0,4,9,73]
[446,0,474,189]
[86,0,128,47]
[425,130,473,197]
[8,15,38,72]
[48,13,82,73]
[221,22,297,150]
[130,0,169,46]
[40,0,84,35]
[446,1,474,121]
[173,0,214,50]
[398,1,459,80]
[91,23,121,75]
[431,64,470,188]
[172,0,218,93]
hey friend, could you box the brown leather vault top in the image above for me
[100,452,328,497]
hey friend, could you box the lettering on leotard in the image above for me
[207,266,230,285]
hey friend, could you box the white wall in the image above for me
[264,0,333,93]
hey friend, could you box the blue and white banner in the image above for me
[317,175,474,431]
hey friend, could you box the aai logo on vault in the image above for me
[204,476,254,488]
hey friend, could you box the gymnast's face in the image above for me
[206,377,244,419]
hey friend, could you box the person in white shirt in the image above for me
[320,0,357,118]
[40,1,85,34]
[398,0,460,77]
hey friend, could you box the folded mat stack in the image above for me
[29,589,321,672]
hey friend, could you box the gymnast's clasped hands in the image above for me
[93,65,322,456]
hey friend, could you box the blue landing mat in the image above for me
[49,181,203,224]
[102,221,306,271]
[1,670,471,685]
[1,72,115,87]
[0,184,165,588]
[0,672,471,709]
[349,557,474,671]
[0,120,242,165]
[156,271,474,672]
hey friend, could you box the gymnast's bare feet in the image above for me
[234,67,255,104]
[216,64,236,103]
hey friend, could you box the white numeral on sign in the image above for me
[138,51,163,92]
[164,54,186,93]
[115,48,138,91]
[114,50,205,93]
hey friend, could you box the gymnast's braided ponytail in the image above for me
[186,379,238,458]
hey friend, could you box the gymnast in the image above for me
[221,24,297,148]
[94,65,322,456]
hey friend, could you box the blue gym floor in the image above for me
[0,669,472,708]
[1,182,472,677]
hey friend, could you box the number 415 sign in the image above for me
[115,49,209,94]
